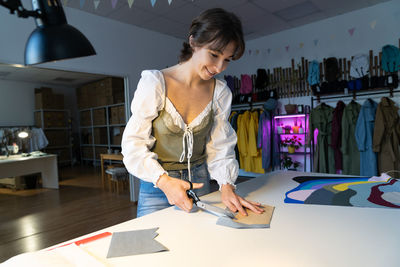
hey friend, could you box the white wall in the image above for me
[0,5,183,114]
[0,79,75,126]
[225,0,400,112]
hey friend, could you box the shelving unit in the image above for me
[34,109,73,166]
[78,103,125,165]
[273,113,311,171]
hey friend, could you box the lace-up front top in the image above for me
[150,82,215,179]
[122,70,239,188]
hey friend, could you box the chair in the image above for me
[105,167,129,194]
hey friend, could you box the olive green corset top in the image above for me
[151,105,214,172]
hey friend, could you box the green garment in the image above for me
[310,104,335,174]
[341,101,361,175]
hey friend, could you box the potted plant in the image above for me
[281,135,302,153]
[281,154,300,170]
[283,125,292,134]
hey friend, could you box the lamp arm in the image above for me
[0,0,41,18]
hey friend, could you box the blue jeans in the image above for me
[137,163,211,217]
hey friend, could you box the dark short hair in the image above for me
[179,8,245,63]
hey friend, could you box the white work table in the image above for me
[3,171,400,266]
[0,153,58,189]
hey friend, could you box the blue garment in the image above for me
[257,111,272,170]
[355,99,378,176]
[137,163,211,217]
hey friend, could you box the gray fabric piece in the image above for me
[304,188,335,205]
[332,189,357,206]
[216,216,271,229]
[106,228,168,258]
[381,192,400,205]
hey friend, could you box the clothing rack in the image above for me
[0,126,34,128]
[231,102,265,111]
[311,89,400,109]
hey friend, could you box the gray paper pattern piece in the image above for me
[106,228,168,258]
[216,204,275,229]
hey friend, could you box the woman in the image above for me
[122,8,263,217]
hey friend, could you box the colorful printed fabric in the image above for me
[285,176,400,209]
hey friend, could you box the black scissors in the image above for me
[186,180,235,219]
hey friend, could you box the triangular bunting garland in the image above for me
[94,0,100,9]
[111,0,118,8]
[370,20,377,29]
[299,43,304,48]
[348,27,355,36]
[168,0,172,5]
[285,46,289,52]
[150,0,156,7]
[267,48,271,54]
[313,39,319,46]
[80,0,85,8]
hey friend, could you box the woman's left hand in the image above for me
[221,184,264,216]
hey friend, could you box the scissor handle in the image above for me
[186,181,200,204]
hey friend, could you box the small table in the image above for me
[100,153,123,189]
[0,154,58,189]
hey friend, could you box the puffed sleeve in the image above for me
[206,80,239,189]
[121,70,167,185]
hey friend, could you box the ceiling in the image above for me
[0,0,390,87]
[0,64,110,87]
[65,0,389,40]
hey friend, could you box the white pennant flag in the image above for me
[94,0,100,9]
[128,0,134,8]
[150,0,156,7]
[168,0,172,4]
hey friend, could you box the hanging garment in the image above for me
[310,104,335,174]
[230,112,240,163]
[257,110,272,170]
[355,99,378,177]
[28,128,49,152]
[373,97,400,177]
[330,101,345,171]
[249,110,264,173]
[237,111,252,171]
[341,101,361,175]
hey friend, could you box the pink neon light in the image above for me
[274,114,306,119]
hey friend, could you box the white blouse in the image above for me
[121,70,239,188]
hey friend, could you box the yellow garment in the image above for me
[229,111,237,123]
[333,180,381,191]
[249,111,264,173]
[237,111,251,171]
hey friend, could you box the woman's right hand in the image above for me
[156,174,204,213]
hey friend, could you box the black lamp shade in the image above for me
[24,24,96,65]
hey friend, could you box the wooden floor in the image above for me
[0,165,137,263]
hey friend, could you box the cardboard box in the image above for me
[95,95,112,107]
[53,94,64,109]
[110,106,119,125]
[35,111,65,128]
[112,126,125,145]
[81,147,94,159]
[45,130,69,146]
[95,147,108,159]
[80,110,91,126]
[35,92,53,109]
[93,108,106,125]
[80,129,92,144]
[93,128,107,144]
